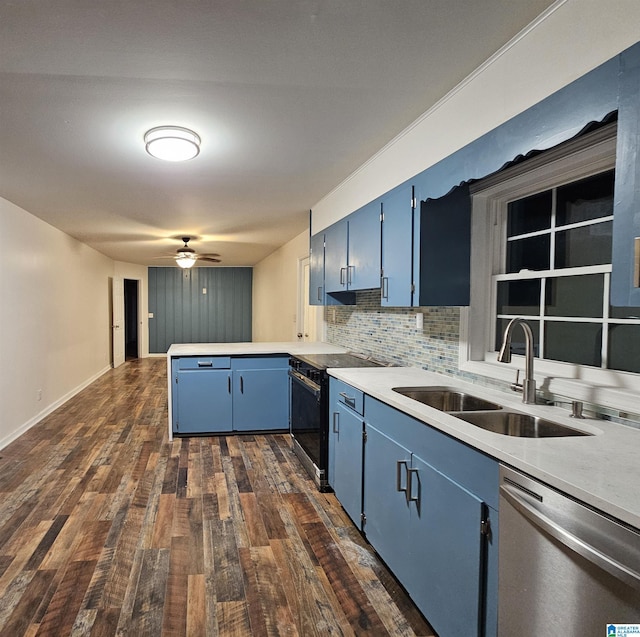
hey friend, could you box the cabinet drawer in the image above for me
[232,355,289,370]
[332,378,364,415]
[176,356,231,370]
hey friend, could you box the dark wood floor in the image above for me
[0,358,436,636]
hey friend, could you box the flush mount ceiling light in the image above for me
[144,126,201,161]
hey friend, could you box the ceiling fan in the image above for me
[170,237,221,269]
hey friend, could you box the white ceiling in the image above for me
[0,0,556,267]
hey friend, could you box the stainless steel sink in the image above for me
[455,411,592,438]
[392,386,502,412]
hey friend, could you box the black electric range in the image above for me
[288,352,388,490]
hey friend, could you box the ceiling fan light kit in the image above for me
[175,254,197,269]
[170,237,221,268]
[144,126,201,162]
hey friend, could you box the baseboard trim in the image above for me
[0,365,112,451]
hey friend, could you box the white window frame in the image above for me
[459,122,640,411]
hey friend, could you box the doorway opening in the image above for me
[124,279,139,360]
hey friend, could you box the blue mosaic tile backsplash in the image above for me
[324,290,640,428]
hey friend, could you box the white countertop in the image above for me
[167,341,347,357]
[329,366,640,529]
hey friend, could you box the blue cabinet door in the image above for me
[415,183,471,306]
[309,232,325,305]
[363,423,412,581]
[175,368,232,433]
[232,367,289,431]
[348,201,381,291]
[331,402,364,528]
[324,220,348,293]
[405,453,485,637]
[381,184,414,307]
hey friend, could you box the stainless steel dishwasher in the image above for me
[498,465,640,636]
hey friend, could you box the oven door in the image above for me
[289,368,325,487]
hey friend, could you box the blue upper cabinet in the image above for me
[381,183,414,307]
[312,42,640,307]
[414,183,471,306]
[322,201,381,301]
[309,232,325,306]
[324,219,349,293]
[347,201,382,290]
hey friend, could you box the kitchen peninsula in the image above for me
[166,341,347,440]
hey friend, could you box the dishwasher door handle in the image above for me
[501,482,640,591]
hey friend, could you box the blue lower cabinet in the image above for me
[232,367,289,431]
[171,355,288,434]
[175,368,232,434]
[363,395,498,637]
[362,425,413,579]
[330,402,365,528]
[404,453,485,637]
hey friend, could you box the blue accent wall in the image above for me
[148,267,252,353]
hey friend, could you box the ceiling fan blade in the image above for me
[198,256,221,263]
[198,253,221,258]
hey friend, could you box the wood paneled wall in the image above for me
[148,267,252,353]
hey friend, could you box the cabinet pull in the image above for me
[635,237,640,287]
[407,467,420,504]
[197,360,213,367]
[381,276,389,300]
[240,375,244,394]
[317,286,322,301]
[347,265,354,285]
[396,460,408,494]
[333,412,339,433]
[227,376,231,393]
[339,392,356,409]
[340,267,346,285]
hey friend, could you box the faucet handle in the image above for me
[510,369,523,393]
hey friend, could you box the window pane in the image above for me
[610,306,640,319]
[556,170,614,226]
[554,221,612,268]
[507,235,550,273]
[609,324,640,373]
[545,322,602,367]
[495,318,539,356]
[497,279,541,316]
[545,275,604,318]
[507,191,552,236]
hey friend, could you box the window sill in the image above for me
[460,359,640,416]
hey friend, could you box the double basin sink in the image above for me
[392,386,591,438]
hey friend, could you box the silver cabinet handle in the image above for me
[340,267,346,285]
[197,360,213,367]
[332,412,339,433]
[347,265,354,285]
[317,286,322,301]
[501,482,640,590]
[407,467,419,504]
[396,460,408,494]
[339,392,356,409]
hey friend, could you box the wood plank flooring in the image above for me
[0,358,436,636]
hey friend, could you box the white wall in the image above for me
[253,230,317,342]
[0,197,115,448]
[312,1,640,231]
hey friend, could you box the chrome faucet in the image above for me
[497,317,537,404]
